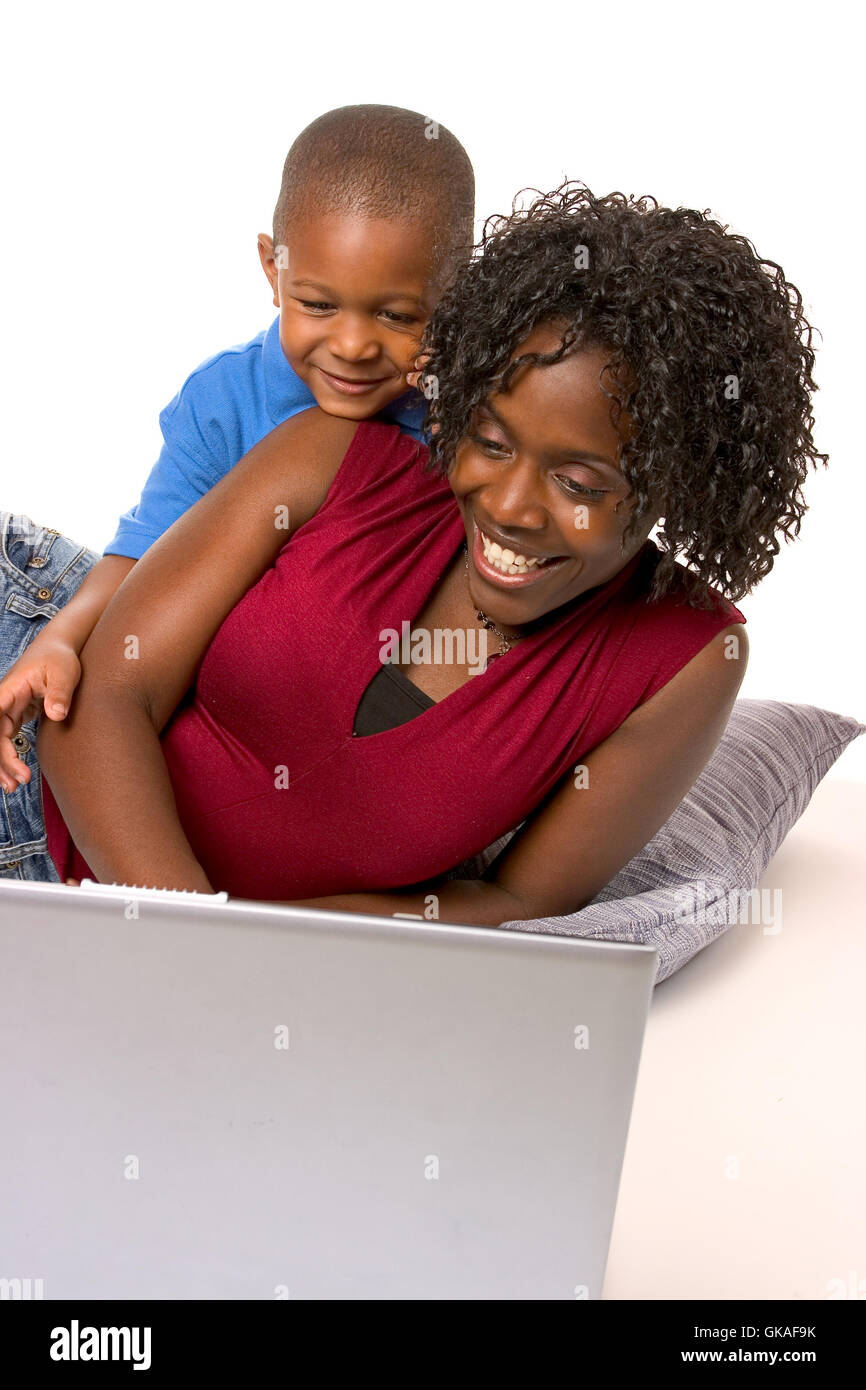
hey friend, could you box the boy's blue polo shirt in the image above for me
[103,315,429,559]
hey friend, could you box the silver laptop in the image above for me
[0,877,656,1300]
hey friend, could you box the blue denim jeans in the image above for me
[0,511,101,883]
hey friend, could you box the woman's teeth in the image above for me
[481,530,552,575]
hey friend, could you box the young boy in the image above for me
[0,105,474,792]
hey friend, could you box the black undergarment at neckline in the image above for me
[352,661,435,738]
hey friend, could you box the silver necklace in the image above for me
[462,544,526,658]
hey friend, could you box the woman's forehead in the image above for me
[483,337,634,462]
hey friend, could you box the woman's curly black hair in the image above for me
[419,182,828,608]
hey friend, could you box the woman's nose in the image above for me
[482,457,547,530]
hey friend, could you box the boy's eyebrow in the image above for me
[476,403,622,476]
[292,278,425,307]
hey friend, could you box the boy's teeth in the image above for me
[481,530,551,574]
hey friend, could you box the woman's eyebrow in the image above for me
[378,291,425,306]
[552,449,622,477]
[476,403,622,476]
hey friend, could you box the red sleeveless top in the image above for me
[42,420,745,898]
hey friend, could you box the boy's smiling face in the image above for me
[258,215,442,419]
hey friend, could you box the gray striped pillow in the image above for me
[493,700,865,983]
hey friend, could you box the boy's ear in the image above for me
[257,234,280,308]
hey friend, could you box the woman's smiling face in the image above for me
[449,323,662,630]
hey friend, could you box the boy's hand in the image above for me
[0,639,82,792]
[406,353,431,391]
[406,354,441,437]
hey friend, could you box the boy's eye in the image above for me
[295,299,417,324]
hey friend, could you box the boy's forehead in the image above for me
[280,214,441,298]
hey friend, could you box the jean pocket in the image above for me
[2,511,57,568]
[4,590,60,621]
[1,511,99,602]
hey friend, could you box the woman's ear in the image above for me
[257,234,280,308]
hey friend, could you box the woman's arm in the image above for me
[37,410,359,891]
[282,623,748,924]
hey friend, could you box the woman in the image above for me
[0,186,825,924]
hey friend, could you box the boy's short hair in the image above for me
[273,105,475,280]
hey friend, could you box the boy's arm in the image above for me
[2,371,229,752]
[36,554,137,654]
[2,359,256,783]
[41,359,258,649]
[103,354,248,562]
[36,410,359,892]
[0,555,138,790]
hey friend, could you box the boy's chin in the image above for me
[308,385,409,419]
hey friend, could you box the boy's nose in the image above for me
[328,342,381,364]
[326,324,382,362]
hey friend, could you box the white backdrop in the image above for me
[2,0,862,777]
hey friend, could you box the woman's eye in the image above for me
[556,475,608,500]
[469,439,608,498]
[471,434,509,455]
